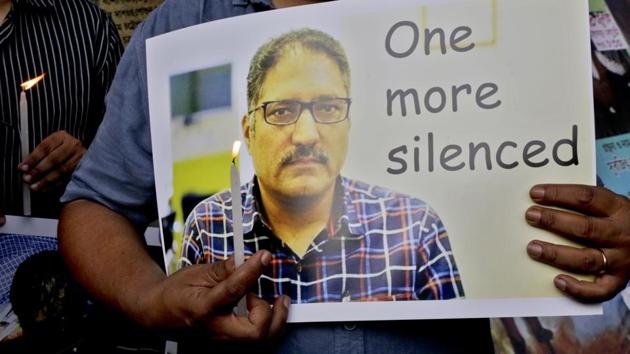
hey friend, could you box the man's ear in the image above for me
[242,114,252,150]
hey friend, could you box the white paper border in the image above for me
[0,216,161,247]
[0,216,58,236]
[287,297,602,323]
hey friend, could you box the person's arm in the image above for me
[525,184,630,302]
[59,199,289,339]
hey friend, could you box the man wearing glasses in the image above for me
[181,28,464,303]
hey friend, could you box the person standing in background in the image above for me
[0,0,123,223]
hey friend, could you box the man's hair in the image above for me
[246,28,351,111]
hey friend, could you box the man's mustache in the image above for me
[280,145,329,166]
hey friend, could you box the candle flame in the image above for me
[232,140,242,159]
[21,73,46,91]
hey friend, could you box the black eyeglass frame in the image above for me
[248,97,352,126]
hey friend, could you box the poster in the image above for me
[147,0,599,321]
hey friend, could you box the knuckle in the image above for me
[224,282,245,300]
[539,209,556,229]
[577,218,596,240]
[546,185,558,202]
[48,154,62,165]
[577,187,595,206]
[247,326,265,341]
[58,164,70,175]
[579,253,598,273]
[614,196,628,215]
[208,262,225,283]
[51,133,63,144]
[544,246,558,262]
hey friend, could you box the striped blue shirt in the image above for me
[0,0,123,217]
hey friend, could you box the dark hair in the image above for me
[10,251,89,343]
[246,28,351,110]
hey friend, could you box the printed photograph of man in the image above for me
[180,28,464,304]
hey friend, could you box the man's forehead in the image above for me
[259,51,345,95]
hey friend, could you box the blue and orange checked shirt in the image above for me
[180,177,465,303]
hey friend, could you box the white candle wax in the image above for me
[19,91,31,216]
[230,162,245,266]
[230,159,247,316]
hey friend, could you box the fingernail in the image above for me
[554,277,567,291]
[19,164,29,172]
[23,175,31,183]
[530,186,545,201]
[527,242,543,258]
[261,251,272,266]
[283,296,291,308]
[525,208,541,224]
[30,183,39,191]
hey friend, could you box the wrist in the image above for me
[119,272,170,329]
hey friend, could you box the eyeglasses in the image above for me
[248,97,351,126]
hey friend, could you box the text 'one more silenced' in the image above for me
[387,125,579,174]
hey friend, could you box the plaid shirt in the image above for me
[181,177,464,303]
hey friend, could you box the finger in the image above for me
[526,240,608,274]
[209,312,266,341]
[553,274,625,303]
[26,141,74,182]
[245,293,272,337]
[268,296,290,339]
[207,250,272,310]
[207,257,236,284]
[18,132,64,173]
[525,206,619,246]
[30,168,64,191]
[0,214,5,226]
[46,152,83,189]
[38,171,71,193]
[530,184,622,217]
[205,294,272,341]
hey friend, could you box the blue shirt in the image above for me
[62,0,493,352]
[182,177,464,303]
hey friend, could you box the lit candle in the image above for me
[19,73,46,216]
[230,140,247,316]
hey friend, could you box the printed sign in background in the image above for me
[597,133,630,198]
[97,0,164,45]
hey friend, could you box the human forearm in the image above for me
[58,199,165,327]
[59,199,290,337]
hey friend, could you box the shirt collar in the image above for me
[0,11,13,45]
[242,176,367,238]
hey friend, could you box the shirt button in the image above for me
[344,323,357,331]
[296,262,302,272]
[342,289,351,302]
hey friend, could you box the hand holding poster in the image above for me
[147,0,599,321]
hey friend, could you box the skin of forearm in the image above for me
[58,200,166,327]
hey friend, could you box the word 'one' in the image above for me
[385,21,475,57]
